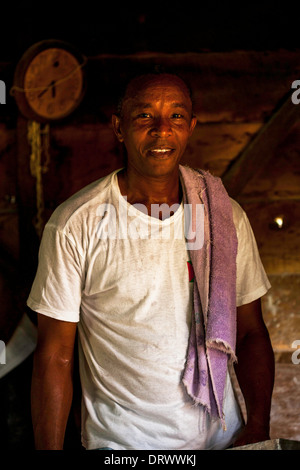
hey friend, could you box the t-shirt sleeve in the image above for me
[231,199,271,307]
[27,223,84,322]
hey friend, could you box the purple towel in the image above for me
[179,165,238,428]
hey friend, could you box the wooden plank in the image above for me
[221,93,300,198]
[229,438,300,450]
[81,51,300,125]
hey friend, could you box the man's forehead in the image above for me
[123,74,192,108]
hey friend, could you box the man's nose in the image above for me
[149,118,172,137]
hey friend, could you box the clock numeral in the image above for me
[72,77,80,86]
[36,98,44,110]
[68,94,74,101]
[37,53,47,66]
[28,64,40,76]
[27,92,36,102]
[25,79,35,99]
[47,103,54,115]
[59,100,66,110]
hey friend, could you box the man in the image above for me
[28,72,274,450]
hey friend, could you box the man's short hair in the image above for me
[115,66,194,117]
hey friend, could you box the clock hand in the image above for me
[37,80,56,98]
[37,86,49,98]
[51,81,56,98]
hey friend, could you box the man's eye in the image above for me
[172,113,184,119]
[138,113,151,118]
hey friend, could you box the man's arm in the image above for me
[31,313,77,450]
[233,298,275,447]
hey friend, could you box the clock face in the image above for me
[23,48,84,120]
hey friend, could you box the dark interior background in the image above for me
[0,0,300,450]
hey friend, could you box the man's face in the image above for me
[112,75,197,178]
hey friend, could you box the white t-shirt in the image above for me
[27,169,271,450]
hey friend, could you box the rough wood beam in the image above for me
[221,93,300,198]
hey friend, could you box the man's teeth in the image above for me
[151,148,171,153]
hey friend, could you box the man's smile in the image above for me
[145,145,175,158]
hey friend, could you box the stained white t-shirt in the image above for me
[27,169,271,450]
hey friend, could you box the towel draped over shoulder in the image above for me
[179,165,238,428]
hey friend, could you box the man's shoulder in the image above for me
[229,198,244,217]
[47,170,119,230]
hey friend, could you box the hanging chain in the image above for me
[27,121,50,238]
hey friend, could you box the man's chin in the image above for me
[143,160,181,178]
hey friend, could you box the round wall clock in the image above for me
[12,40,87,122]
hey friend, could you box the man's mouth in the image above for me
[147,147,175,158]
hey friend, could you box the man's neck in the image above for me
[118,168,181,203]
[117,167,182,218]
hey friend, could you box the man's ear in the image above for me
[112,114,124,142]
[189,116,197,136]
